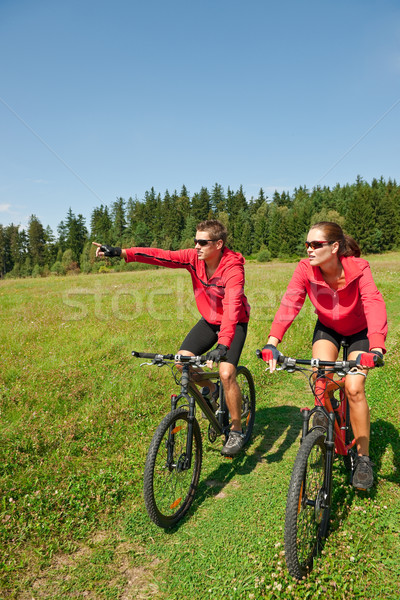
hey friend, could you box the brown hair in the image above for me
[196,219,227,245]
[310,221,361,257]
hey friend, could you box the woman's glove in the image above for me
[356,351,384,368]
[261,344,281,363]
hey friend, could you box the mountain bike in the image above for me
[257,342,383,579]
[132,350,256,529]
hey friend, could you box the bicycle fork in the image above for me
[301,408,335,513]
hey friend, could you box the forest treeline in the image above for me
[1,176,399,278]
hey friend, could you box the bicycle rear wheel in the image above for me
[236,365,256,445]
[143,408,202,528]
[284,429,330,579]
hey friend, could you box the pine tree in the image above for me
[65,208,88,262]
[28,215,46,266]
[210,183,226,215]
[0,225,5,277]
[252,201,269,253]
[90,205,113,241]
[191,187,211,222]
[345,179,377,252]
[111,197,127,243]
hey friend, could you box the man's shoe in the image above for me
[221,430,244,457]
[352,455,374,490]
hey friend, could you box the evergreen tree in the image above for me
[162,190,183,248]
[252,201,269,253]
[134,222,153,247]
[268,205,292,257]
[210,183,226,215]
[191,187,211,221]
[180,215,197,248]
[65,208,88,262]
[111,197,126,243]
[249,188,267,217]
[233,209,253,255]
[90,205,113,241]
[345,179,377,252]
[0,225,5,277]
[28,215,46,266]
[44,225,57,267]
[57,220,68,252]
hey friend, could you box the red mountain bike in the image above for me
[258,341,383,579]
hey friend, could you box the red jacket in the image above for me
[269,256,387,352]
[125,246,250,348]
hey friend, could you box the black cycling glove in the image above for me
[100,245,122,258]
[206,344,228,363]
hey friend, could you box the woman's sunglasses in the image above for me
[194,238,217,247]
[305,240,334,250]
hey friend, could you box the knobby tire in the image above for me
[236,365,256,445]
[143,408,202,528]
[284,428,330,579]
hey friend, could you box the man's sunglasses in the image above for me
[194,238,218,247]
[305,240,334,250]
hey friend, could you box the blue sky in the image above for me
[1,0,400,234]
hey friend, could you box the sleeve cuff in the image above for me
[368,333,386,354]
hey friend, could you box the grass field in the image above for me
[1,254,399,599]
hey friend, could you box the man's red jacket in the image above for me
[125,246,250,348]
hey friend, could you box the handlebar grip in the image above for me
[132,351,155,359]
[132,351,176,359]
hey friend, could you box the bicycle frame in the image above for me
[170,364,228,448]
[134,352,229,473]
[294,348,357,512]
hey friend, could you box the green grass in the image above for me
[1,255,399,599]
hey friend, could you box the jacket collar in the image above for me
[308,256,363,288]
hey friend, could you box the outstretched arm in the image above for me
[92,242,127,259]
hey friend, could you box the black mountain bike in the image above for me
[132,351,256,528]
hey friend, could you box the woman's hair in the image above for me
[310,221,361,257]
[196,219,227,244]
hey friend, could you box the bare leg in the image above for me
[219,362,242,432]
[346,352,370,456]
[313,340,370,456]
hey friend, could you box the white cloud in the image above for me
[0,204,12,213]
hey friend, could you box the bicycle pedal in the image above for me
[208,425,218,443]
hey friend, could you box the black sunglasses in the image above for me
[305,240,334,250]
[194,238,218,247]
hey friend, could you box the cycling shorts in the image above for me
[179,318,248,367]
[312,320,369,355]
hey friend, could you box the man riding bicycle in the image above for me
[93,219,250,456]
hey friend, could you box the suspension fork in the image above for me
[322,412,336,508]
[169,364,198,471]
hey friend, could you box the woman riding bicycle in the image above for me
[262,221,387,490]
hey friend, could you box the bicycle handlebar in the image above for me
[255,349,359,371]
[132,351,208,364]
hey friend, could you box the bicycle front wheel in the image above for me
[236,365,256,445]
[143,408,202,528]
[284,429,330,579]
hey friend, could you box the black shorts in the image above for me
[179,318,248,367]
[312,320,369,355]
